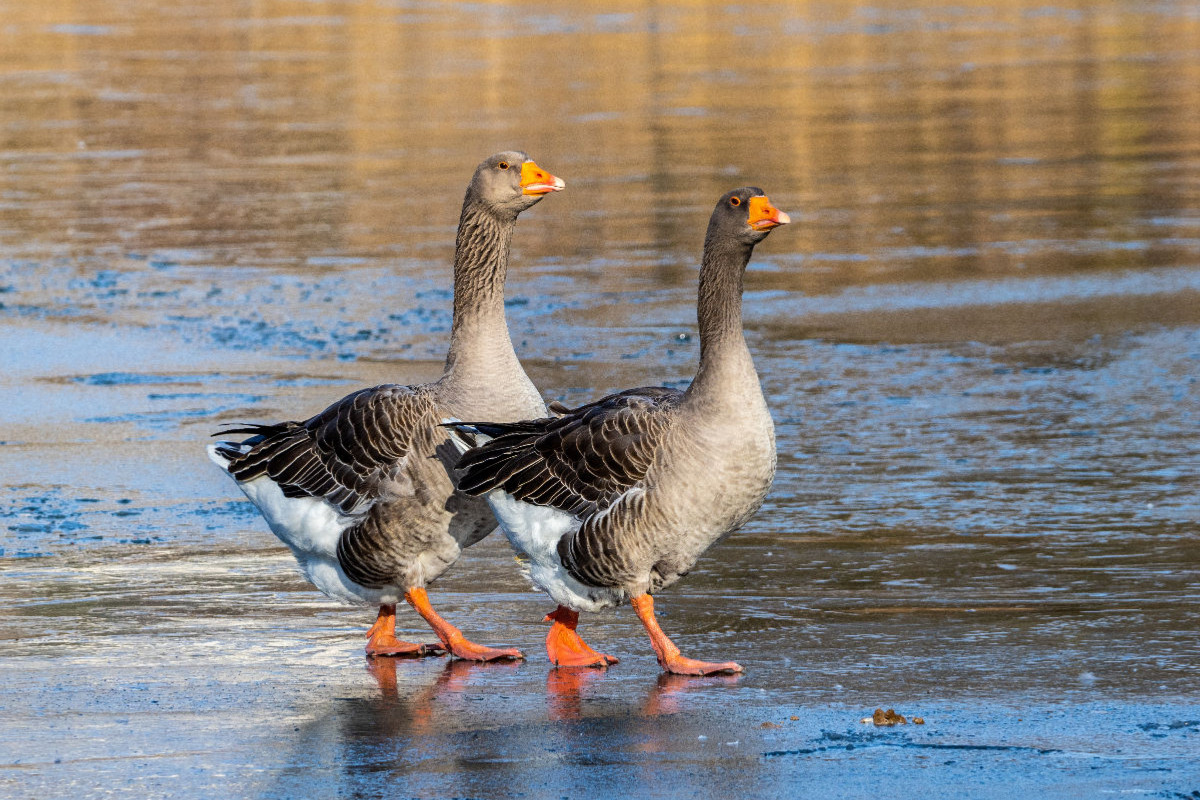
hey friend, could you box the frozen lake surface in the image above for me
[1,1,1198,797]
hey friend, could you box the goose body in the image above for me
[208,152,562,659]
[208,384,508,606]
[461,386,775,614]
[448,188,789,674]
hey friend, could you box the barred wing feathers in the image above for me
[213,385,437,516]
[454,387,681,519]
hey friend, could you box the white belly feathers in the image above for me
[207,443,394,606]
[486,490,624,612]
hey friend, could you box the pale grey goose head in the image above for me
[465,150,565,221]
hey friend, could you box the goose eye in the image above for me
[730,196,741,207]
[498,161,510,170]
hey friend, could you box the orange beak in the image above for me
[747,195,791,231]
[520,160,566,195]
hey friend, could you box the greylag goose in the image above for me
[207,151,563,660]
[446,188,789,675]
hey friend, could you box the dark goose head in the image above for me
[705,186,791,252]
[693,188,791,370]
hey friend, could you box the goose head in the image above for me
[710,187,791,247]
[467,150,565,220]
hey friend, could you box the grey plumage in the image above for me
[455,388,680,518]
[215,386,423,515]
[210,151,558,617]
[451,187,786,603]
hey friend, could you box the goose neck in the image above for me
[449,201,512,329]
[696,235,753,361]
[442,199,523,390]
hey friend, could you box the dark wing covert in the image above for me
[452,387,681,519]
[212,385,433,515]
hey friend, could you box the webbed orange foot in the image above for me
[366,637,447,658]
[631,593,743,677]
[403,588,523,663]
[545,606,619,668]
[365,604,446,657]
[658,654,743,676]
[443,636,524,662]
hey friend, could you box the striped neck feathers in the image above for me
[688,233,757,400]
[443,197,521,383]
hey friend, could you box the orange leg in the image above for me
[631,594,743,676]
[365,604,446,658]
[544,606,619,668]
[404,588,524,662]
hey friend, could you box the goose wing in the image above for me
[452,386,682,519]
[213,384,438,516]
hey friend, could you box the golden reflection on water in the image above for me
[2,0,1198,295]
[2,7,1198,795]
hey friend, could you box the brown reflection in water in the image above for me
[545,666,608,722]
[543,663,743,723]
[1,1,1197,291]
[641,671,742,718]
[365,654,511,711]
